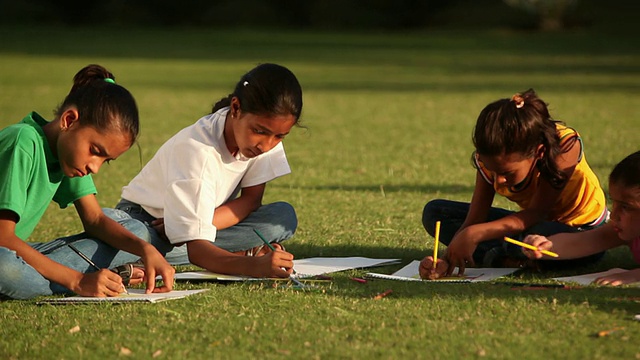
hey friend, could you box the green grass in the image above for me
[0,23,639,359]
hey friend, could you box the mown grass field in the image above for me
[0,18,638,359]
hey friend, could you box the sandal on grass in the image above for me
[244,242,285,257]
[110,261,145,286]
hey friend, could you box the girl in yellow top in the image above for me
[419,89,608,279]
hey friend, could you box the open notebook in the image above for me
[366,260,520,282]
[174,257,401,281]
[39,289,208,304]
[553,268,640,287]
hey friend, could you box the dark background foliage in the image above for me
[0,0,635,32]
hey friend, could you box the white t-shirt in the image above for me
[121,107,291,244]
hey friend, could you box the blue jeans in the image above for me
[114,199,298,265]
[0,213,151,300]
[422,199,605,269]
[0,201,296,299]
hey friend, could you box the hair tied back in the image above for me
[511,93,525,109]
[104,78,116,84]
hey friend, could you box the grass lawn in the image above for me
[0,20,639,359]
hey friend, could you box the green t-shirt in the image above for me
[0,112,97,240]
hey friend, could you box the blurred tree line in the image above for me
[0,0,628,31]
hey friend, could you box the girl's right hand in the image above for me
[74,269,126,297]
[419,256,448,280]
[522,235,553,259]
[255,250,294,278]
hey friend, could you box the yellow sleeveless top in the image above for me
[475,125,606,227]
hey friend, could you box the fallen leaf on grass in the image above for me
[120,347,132,355]
[68,325,80,334]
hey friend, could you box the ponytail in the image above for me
[211,94,233,113]
[473,89,569,188]
[210,63,303,124]
[56,64,139,145]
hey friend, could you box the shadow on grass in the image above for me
[250,242,640,315]
[271,183,475,195]
[164,241,640,318]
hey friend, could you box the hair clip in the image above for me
[243,81,249,87]
[511,94,524,108]
[104,78,116,84]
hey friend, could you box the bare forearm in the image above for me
[83,215,156,257]
[186,240,257,276]
[547,225,623,259]
[468,208,546,244]
[76,195,156,257]
[213,197,261,230]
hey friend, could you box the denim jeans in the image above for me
[114,199,298,265]
[0,201,297,300]
[0,211,152,299]
[422,199,605,269]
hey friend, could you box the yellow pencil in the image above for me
[433,221,441,269]
[503,237,559,258]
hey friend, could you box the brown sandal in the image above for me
[244,242,285,257]
[110,261,145,286]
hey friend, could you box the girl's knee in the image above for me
[270,202,298,230]
[103,206,150,240]
[423,199,448,216]
[102,207,131,221]
[0,248,30,285]
[422,199,445,231]
[0,248,20,273]
[119,218,152,241]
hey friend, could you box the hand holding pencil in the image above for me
[68,244,129,296]
[418,256,449,280]
[506,236,559,259]
[253,229,296,279]
[418,221,449,280]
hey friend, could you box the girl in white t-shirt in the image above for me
[113,63,302,278]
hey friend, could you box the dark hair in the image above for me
[211,63,303,123]
[55,64,139,145]
[610,151,640,189]
[472,89,572,188]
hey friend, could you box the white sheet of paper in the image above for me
[173,272,253,281]
[39,289,208,304]
[173,257,401,281]
[293,257,401,278]
[553,268,640,286]
[366,260,520,282]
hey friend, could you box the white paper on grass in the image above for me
[172,257,402,281]
[292,257,401,278]
[39,289,209,304]
[553,268,640,286]
[366,260,520,282]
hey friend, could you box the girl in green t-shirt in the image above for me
[0,64,174,299]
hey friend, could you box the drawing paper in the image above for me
[553,268,640,287]
[366,260,520,282]
[39,289,208,304]
[173,257,401,281]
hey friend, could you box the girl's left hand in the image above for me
[445,227,477,275]
[139,247,176,293]
[522,234,553,259]
[594,269,640,286]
